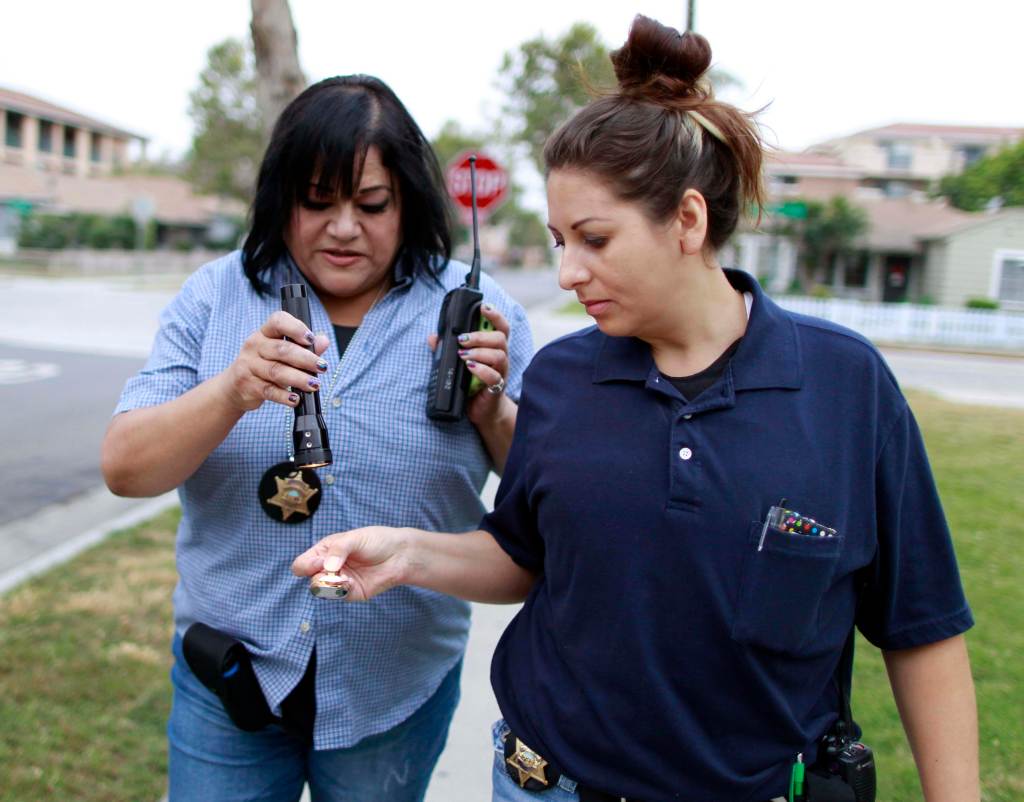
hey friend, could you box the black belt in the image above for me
[502,728,643,801]
[502,728,782,802]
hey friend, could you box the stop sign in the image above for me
[445,150,508,223]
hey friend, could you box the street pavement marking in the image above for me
[0,358,60,385]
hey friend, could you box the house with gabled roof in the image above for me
[0,86,242,255]
[729,123,1024,307]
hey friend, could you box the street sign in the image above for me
[770,200,808,219]
[445,151,508,223]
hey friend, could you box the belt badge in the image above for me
[506,737,549,788]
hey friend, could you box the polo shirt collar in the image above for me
[592,269,802,392]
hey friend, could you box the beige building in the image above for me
[922,209,1024,310]
[736,123,1024,306]
[808,122,1023,198]
[0,87,244,254]
[764,150,862,201]
[1,86,146,178]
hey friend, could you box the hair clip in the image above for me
[688,110,727,145]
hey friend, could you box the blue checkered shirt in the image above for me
[114,250,532,748]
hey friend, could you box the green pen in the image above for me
[789,752,806,802]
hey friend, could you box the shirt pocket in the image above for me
[732,520,844,653]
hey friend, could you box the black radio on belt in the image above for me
[806,630,877,802]
[811,720,876,802]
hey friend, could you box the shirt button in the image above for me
[299,621,311,633]
[325,474,335,485]
[679,447,693,460]
[331,397,341,408]
[683,414,693,420]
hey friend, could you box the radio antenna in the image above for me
[467,155,481,289]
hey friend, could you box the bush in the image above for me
[17,213,73,249]
[17,211,139,250]
[965,297,999,310]
[809,284,834,299]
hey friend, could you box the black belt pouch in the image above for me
[182,622,277,732]
[806,769,857,802]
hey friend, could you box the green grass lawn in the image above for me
[0,508,179,802]
[852,392,1023,802]
[0,392,1020,800]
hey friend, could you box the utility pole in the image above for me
[686,0,696,32]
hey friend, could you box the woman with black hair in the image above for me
[292,20,978,802]
[102,75,532,801]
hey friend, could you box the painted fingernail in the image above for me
[308,377,321,390]
[483,303,494,311]
[457,333,470,343]
[316,358,328,372]
[288,393,299,404]
[458,349,469,356]
[324,555,342,572]
[304,331,315,344]
[466,360,478,368]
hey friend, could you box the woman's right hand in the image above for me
[292,526,414,602]
[222,311,332,412]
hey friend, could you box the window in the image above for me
[883,180,911,198]
[959,145,986,168]
[5,111,23,148]
[879,139,912,170]
[844,251,870,288]
[994,251,1024,304]
[63,125,76,158]
[90,132,102,162]
[38,120,53,152]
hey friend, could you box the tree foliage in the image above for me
[497,23,744,175]
[497,23,616,173]
[935,140,1024,211]
[774,196,869,289]
[186,38,264,202]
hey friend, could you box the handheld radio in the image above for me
[426,154,494,421]
[281,284,333,468]
[806,629,877,802]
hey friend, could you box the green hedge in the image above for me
[17,212,140,250]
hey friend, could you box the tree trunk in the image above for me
[250,0,306,140]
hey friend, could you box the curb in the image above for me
[0,489,179,596]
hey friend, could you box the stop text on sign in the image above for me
[445,150,509,222]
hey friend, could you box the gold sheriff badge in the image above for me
[506,738,549,788]
[267,471,319,521]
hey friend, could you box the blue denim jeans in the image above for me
[491,719,580,802]
[168,635,461,802]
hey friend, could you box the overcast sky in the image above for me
[3,0,1020,162]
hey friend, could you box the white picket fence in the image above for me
[774,297,1024,351]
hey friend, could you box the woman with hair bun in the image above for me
[293,17,978,802]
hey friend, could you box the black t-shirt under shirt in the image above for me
[333,325,358,360]
[660,337,743,401]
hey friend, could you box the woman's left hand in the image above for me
[429,303,516,427]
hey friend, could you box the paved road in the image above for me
[881,347,1024,409]
[0,343,144,522]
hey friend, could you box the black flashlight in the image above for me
[280,284,332,468]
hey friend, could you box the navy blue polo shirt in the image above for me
[482,270,973,801]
